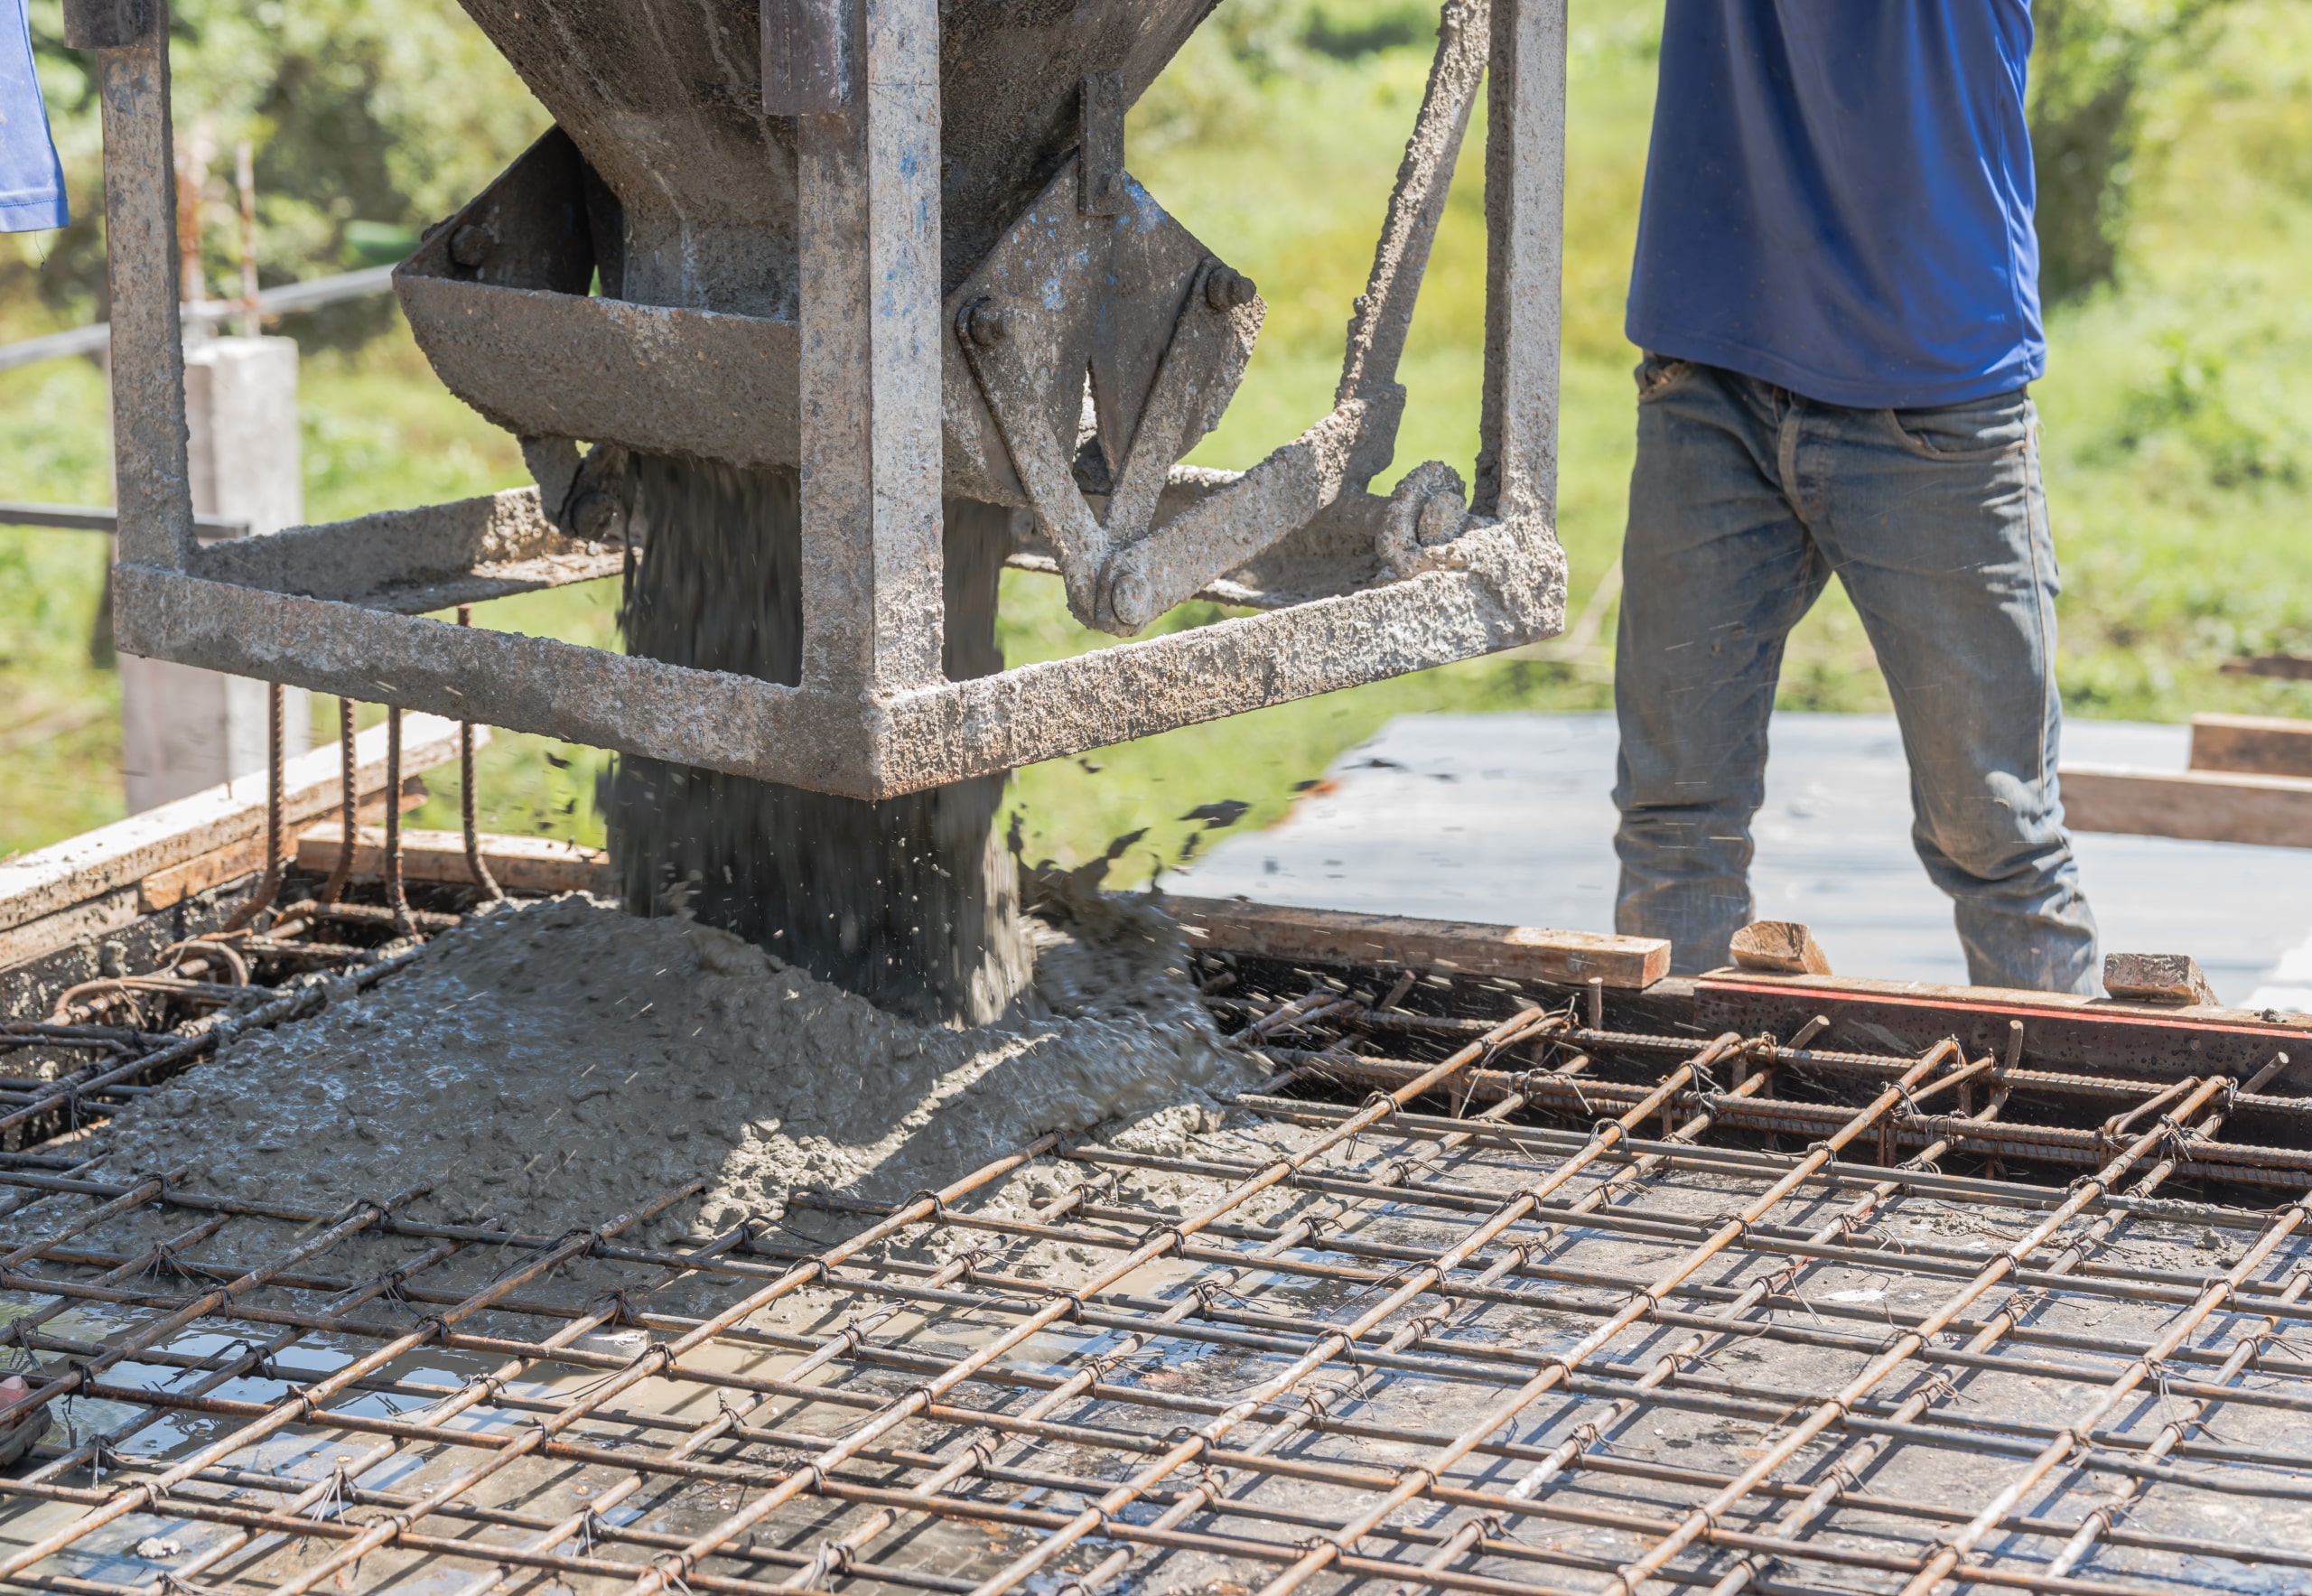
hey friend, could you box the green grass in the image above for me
[6,0,2312,875]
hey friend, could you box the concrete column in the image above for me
[119,335,311,811]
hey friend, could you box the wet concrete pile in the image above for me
[84,892,1254,1254]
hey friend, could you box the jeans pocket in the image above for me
[1882,393,2034,460]
[1635,353,1694,402]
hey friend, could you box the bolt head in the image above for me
[1110,570,1154,629]
[1206,266,1256,313]
[1415,490,1464,548]
[963,299,1008,348]
[448,222,495,269]
[571,490,623,542]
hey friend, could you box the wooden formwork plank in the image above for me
[295,825,610,896]
[0,716,476,965]
[1165,895,1670,988]
[2061,761,2312,849]
[2190,712,2312,779]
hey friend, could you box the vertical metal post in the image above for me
[797,0,946,710]
[86,0,196,576]
[1473,0,1566,523]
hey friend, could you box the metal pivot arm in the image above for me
[963,0,1524,638]
[1336,0,1493,489]
[959,257,1264,633]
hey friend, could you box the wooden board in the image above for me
[1729,920,1832,975]
[1692,971,2311,1082]
[0,717,477,972]
[2190,713,2312,779]
[1164,896,1671,989]
[2060,762,2312,849]
[296,825,612,896]
[138,779,428,912]
[2221,652,2312,683]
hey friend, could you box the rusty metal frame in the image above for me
[91,0,1567,799]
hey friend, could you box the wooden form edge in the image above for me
[2188,713,2312,780]
[0,716,478,971]
[295,824,611,896]
[1164,895,1670,989]
[1691,967,2311,1025]
[2060,761,2312,849]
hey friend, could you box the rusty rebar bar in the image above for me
[453,604,503,903]
[219,679,286,932]
[318,694,357,905]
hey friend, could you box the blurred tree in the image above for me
[2030,0,2236,304]
[5,0,545,338]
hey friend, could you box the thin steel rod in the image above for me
[1901,1189,2312,1592]
[454,604,502,902]
[254,1126,1080,1596]
[784,1046,1638,1593]
[318,695,357,905]
[219,679,286,931]
[2044,1264,2312,1577]
[1694,1059,2258,1596]
[616,1010,1560,1596]
[1382,1085,2019,1596]
[0,1181,703,1581]
[383,702,413,935]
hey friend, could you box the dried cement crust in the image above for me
[86,895,1253,1253]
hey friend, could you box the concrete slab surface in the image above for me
[1177,711,2312,1009]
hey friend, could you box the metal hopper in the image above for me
[80,0,1571,799]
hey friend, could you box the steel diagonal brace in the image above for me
[1335,0,1491,487]
[960,259,1245,632]
[965,0,1493,639]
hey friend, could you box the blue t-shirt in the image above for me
[0,0,67,234]
[1627,2,2040,411]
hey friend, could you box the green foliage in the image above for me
[2029,0,2237,303]
[1304,1,1435,61]
[6,0,545,337]
[2106,331,2296,488]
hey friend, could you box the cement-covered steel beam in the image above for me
[90,0,193,573]
[109,508,1560,800]
[1478,0,1568,523]
[188,489,621,613]
[796,0,946,700]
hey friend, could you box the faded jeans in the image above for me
[1611,356,2100,993]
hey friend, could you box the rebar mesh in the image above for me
[0,994,2307,1596]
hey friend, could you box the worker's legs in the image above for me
[1806,392,2100,994]
[1614,358,1832,973]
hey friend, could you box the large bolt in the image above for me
[960,298,1008,349]
[1205,266,1257,313]
[1109,569,1154,630]
[449,222,495,269]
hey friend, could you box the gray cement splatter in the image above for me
[86,893,1252,1252]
